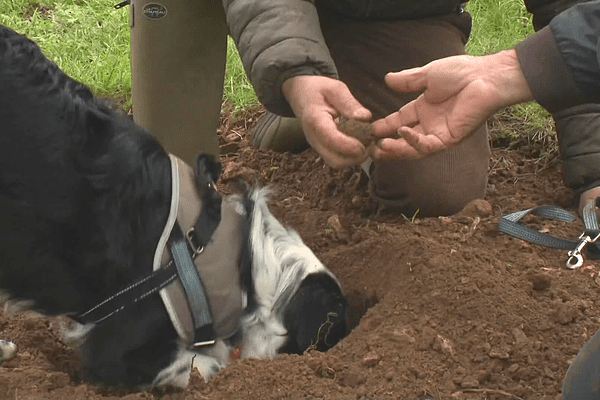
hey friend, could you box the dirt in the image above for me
[2,109,599,400]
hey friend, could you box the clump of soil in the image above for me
[1,108,597,400]
[337,116,377,147]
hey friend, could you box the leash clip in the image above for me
[186,227,204,257]
[567,232,600,269]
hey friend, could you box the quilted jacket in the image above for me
[223,0,587,116]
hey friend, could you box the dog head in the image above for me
[279,272,348,354]
[233,187,349,359]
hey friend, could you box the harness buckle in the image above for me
[567,232,600,269]
[186,227,204,257]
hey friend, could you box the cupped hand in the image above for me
[371,50,534,159]
[282,75,372,167]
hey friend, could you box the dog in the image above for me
[0,24,349,389]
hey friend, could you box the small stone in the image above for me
[225,133,241,143]
[327,214,345,236]
[488,348,510,359]
[457,199,493,217]
[219,142,240,154]
[460,377,480,388]
[351,195,363,209]
[512,328,530,347]
[508,363,520,373]
[386,330,416,345]
[361,352,381,367]
[0,340,17,363]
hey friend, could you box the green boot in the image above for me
[130,0,228,165]
[251,112,309,153]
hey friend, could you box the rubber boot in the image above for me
[562,327,600,400]
[553,104,600,215]
[130,0,227,164]
[251,111,309,153]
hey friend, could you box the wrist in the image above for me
[487,50,534,107]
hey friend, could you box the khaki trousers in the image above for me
[319,8,490,217]
[130,0,227,164]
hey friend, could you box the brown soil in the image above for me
[1,110,597,400]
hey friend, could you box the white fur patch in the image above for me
[155,187,341,387]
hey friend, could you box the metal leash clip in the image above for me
[567,232,600,269]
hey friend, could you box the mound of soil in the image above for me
[1,111,597,400]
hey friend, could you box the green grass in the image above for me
[466,0,534,56]
[1,0,132,101]
[1,0,555,158]
[224,36,260,114]
[0,0,257,112]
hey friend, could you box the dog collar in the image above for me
[154,155,245,347]
[74,155,245,348]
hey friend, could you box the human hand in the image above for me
[282,75,372,167]
[371,50,534,159]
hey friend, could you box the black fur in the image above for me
[0,24,348,389]
[0,25,175,387]
[280,273,349,354]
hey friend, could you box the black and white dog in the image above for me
[0,25,348,389]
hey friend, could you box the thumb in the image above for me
[326,83,372,121]
[385,68,427,93]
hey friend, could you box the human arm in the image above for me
[372,1,600,159]
[223,0,338,117]
[371,50,533,159]
[223,0,372,166]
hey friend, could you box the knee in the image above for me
[371,175,487,217]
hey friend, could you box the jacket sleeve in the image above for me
[522,0,591,31]
[223,0,338,117]
[515,1,600,113]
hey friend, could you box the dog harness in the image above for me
[75,155,245,348]
[155,155,245,345]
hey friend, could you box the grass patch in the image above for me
[0,0,258,114]
[1,0,132,103]
[466,0,534,56]
[224,36,260,118]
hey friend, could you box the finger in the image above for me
[399,126,448,155]
[396,99,420,128]
[373,137,424,159]
[305,112,369,167]
[372,112,402,137]
[324,83,372,121]
[385,68,427,93]
[313,138,370,167]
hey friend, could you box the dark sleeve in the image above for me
[522,0,591,31]
[223,0,338,117]
[515,2,600,113]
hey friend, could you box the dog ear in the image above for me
[194,153,222,187]
[192,153,223,247]
[82,105,112,154]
